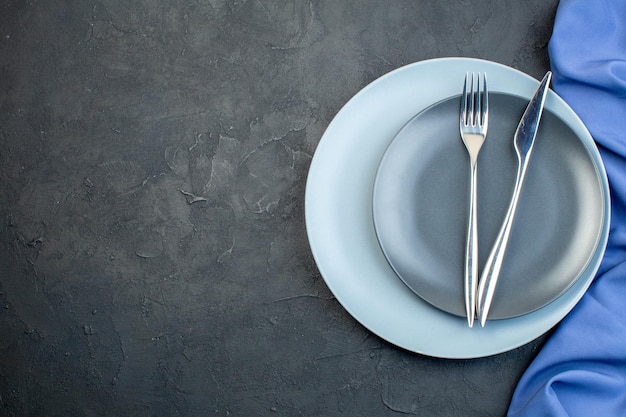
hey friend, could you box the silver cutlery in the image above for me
[459,72,489,328]
[476,71,552,327]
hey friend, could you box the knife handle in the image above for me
[476,161,528,326]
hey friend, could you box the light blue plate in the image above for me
[305,58,609,358]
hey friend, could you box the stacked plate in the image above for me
[305,58,610,359]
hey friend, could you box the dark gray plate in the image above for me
[373,93,605,319]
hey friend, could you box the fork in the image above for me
[459,72,489,328]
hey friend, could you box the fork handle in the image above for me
[464,161,480,327]
[476,161,528,326]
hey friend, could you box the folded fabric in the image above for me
[508,0,626,416]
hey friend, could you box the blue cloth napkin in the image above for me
[508,0,626,416]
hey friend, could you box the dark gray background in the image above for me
[0,1,557,416]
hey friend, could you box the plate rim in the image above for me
[304,57,610,358]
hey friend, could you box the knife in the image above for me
[476,71,552,327]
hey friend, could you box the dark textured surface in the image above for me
[0,1,557,416]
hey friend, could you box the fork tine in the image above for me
[460,73,468,126]
[474,72,482,126]
[470,72,476,125]
[481,73,488,127]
